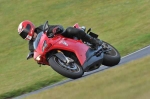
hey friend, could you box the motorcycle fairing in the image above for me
[34,33,89,65]
[49,35,89,65]
[82,47,104,71]
[34,33,104,68]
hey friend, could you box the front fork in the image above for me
[56,50,74,64]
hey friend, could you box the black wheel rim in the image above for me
[54,57,81,73]
[104,44,117,56]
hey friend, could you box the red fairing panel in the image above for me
[50,35,89,66]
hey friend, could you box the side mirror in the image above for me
[87,28,91,34]
[43,21,49,32]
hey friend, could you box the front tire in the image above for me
[102,41,121,66]
[49,56,84,79]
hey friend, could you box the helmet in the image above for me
[18,20,35,40]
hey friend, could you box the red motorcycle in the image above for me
[33,21,120,79]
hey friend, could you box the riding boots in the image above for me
[83,34,102,49]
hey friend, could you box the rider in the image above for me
[17,20,102,59]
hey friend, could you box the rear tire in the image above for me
[49,56,84,79]
[102,41,121,66]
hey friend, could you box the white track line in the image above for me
[121,45,150,59]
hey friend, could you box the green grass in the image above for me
[24,55,150,99]
[0,0,150,98]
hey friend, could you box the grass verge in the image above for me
[0,78,64,99]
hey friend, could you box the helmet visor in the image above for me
[19,24,31,39]
[19,30,28,39]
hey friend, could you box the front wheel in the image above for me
[48,56,84,79]
[102,41,121,66]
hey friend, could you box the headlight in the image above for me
[36,55,41,61]
[42,40,47,52]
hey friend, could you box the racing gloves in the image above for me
[47,25,64,38]
[51,25,64,34]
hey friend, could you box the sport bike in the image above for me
[33,21,121,79]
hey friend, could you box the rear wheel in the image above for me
[102,41,121,66]
[49,56,84,79]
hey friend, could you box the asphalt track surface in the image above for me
[14,45,150,99]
